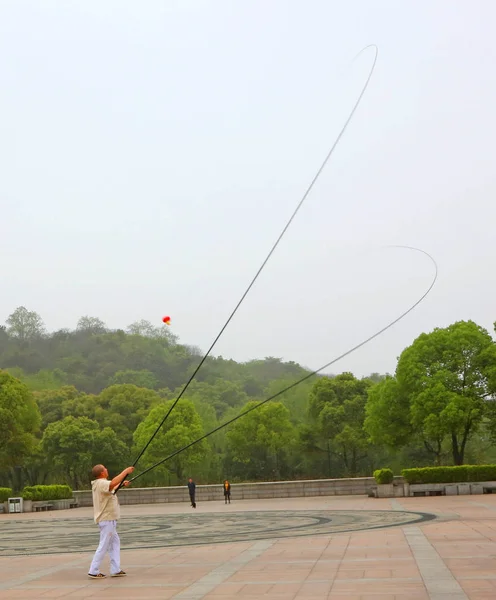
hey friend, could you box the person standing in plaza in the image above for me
[88,464,134,579]
[187,477,196,508]
[223,480,231,504]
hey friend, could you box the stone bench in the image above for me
[34,503,54,512]
[370,481,496,498]
[408,482,496,497]
[482,483,496,494]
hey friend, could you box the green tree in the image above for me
[263,377,314,424]
[110,369,158,389]
[306,373,372,476]
[367,372,387,384]
[177,379,248,418]
[76,316,107,334]
[364,377,411,449]
[133,399,208,483]
[0,370,41,470]
[243,357,308,387]
[93,427,131,476]
[0,325,9,353]
[127,319,156,337]
[18,443,51,488]
[226,401,296,480]
[1,311,311,398]
[95,384,161,446]
[365,320,496,465]
[127,319,178,344]
[4,367,67,392]
[61,391,98,421]
[23,368,67,391]
[186,396,224,483]
[41,416,128,488]
[6,306,46,343]
[35,385,85,428]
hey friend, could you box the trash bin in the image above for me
[8,497,23,513]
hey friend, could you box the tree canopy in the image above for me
[133,399,209,484]
[1,306,496,490]
[0,370,41,469]
[226,401,296,480]
[365,321,496,465]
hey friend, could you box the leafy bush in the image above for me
[373,468,394,484]
[22,485,73,501]
[402,465,496,484]
[0,488,13,502]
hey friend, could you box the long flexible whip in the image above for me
[127,45,379,477]
[129,245,438,483]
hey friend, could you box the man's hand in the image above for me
[123,480,131,487]
[109,466,135,491]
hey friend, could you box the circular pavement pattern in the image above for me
[0,510,436,556]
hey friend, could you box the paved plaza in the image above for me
[1,494,496,599]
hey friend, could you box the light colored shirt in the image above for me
[91,478,120,524]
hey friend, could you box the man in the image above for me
[187,477,196,508]
[88,464,134,579]
[223,480,231,504]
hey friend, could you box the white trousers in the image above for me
[89,520,121,575]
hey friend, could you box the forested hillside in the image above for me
[1,306,496,491]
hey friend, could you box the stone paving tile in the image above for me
[199,582,245,595]
[335,569,366,579]
[336,559,415,570]
[264,561,318,571]
[238,583,275,594]
[460,579,496,591]
[363,568,394,578]
[207,597,293,600]
[297,580,332,595]
[203,597,263,600]
[306,574,337,582]
[393,596,429,600]
[267,583,303,594]
[227,570,311,583]
[314,596,363,600]
[348,596,398,600]
[65,590,183,599]
[2,494,496,599]
[0,592,45,599]
[331,580,429,594]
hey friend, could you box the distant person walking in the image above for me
[223,480,231,504]
[187,478,196,508]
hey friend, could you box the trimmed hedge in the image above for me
[0,487,13,502]
[373,468,394,484]
[22,485,73,501]
[402,465,496,484]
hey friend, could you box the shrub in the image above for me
[401,465,496,484]
[21,485,73,501]
[373,468,394,484]
[0,487,13,502]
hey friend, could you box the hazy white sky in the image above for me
[1,0,495,376]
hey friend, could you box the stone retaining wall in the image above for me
[73,476,384,507]
[8,476,496,511]
[2,498,77,513]
[373,480,496,497]
[408,481,496,497]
